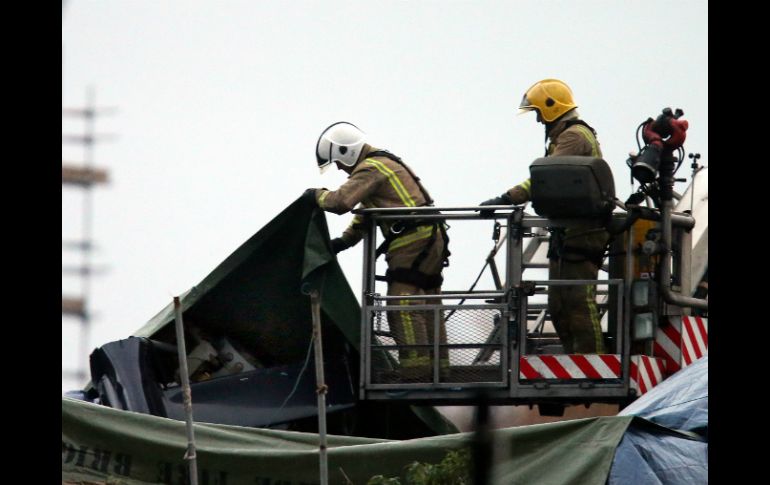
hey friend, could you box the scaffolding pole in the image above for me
[309,290,329,485]
[173,296,199,485]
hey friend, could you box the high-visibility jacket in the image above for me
[315,146,435,253]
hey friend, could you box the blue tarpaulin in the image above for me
[608,355,708,484]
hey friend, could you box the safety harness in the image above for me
[547,227,609,268]
[366,150,451,289]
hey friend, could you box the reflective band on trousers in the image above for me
[401,356,431,368]
[400,299,419,363]
[586,284,605,353]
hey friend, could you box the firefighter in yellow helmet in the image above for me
[306,122,450,381]
[480,79,609,354]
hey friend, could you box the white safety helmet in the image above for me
[315,121,366,173]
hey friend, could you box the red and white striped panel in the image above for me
[681,316,708,366]
[654,318,682,374]
[653,316,708,374]
[520,354,666,397]
[630,355,666,396]
[519,354,621,380]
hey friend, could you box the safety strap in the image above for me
[564,119,598,136]
[375,219,431,257]
[561,246,606,267]
[366,150,435,204]
[366,150,451,268]
[384,267,444,290]
[547,228,608,267]
[545,118,599,156]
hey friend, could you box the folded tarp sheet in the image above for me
[121,195,454,437]
[62,397,634,485]
[608,355,708,484]
[619,355,708,435]
[607,424,707,485]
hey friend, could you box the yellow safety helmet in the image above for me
[518,79,577,123]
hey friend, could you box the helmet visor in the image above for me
[316,132,333,173]
[318,160,332,174]
[518,94,538,116]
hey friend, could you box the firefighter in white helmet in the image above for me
[306,122,450,381]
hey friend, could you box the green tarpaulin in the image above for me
[132,196,361,364]
[82,195,455,438]
[62,397,633,485]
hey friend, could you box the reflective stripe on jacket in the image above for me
[316,148,433,250]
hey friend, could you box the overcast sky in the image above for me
[62,0,708,391]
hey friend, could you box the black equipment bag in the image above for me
[529,156,616,219]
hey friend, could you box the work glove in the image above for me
[478,193,515,217]
[330,237,352,254]
[302,188,319,206]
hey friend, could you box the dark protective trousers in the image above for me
[385,229,448,378]
[548,228,610,354]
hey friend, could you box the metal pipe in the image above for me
[519,213,694,230]
[365,213,379,394]
[373,292,504,301]
[309,290,329,485]
[354,205,518,214]
[441,290,505,295]
[360,208,695,233]
[689,165,704,213]
[173,297,198,485]
[371,342,502,351]
[669,213,696,230]
[660,201,709,310]
[372,303,508,312]
[373,213,512,221]
[509,210,523,397]
[679,226,693,316]
[433,309,440,384]
[522,262,549,269]
[622,226,633,394]
[524,302,610,311]
[532,279,623,286]
[359,222,371,400]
